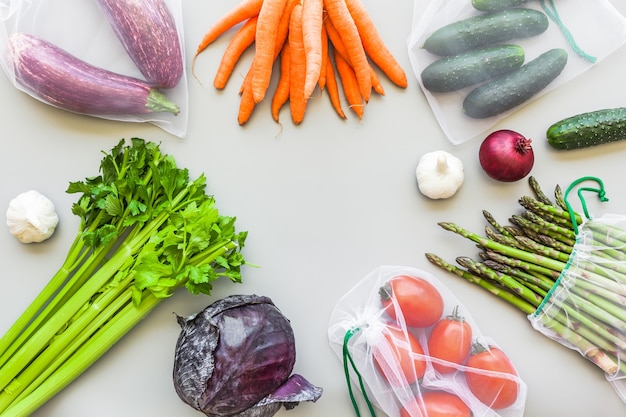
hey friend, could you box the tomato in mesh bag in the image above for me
[379,274,444,328]
[400,391,472,417]
[427,306,473,374]
[328,266,527,417]
[373,324,426,386]
[465,343,519,409]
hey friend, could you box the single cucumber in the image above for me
[423,8,549,56]
[463,48,568,119]
[547,108,626,150]
[472,0,530,12]
[421,44,525,93]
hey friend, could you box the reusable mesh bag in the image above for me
[328,265,527,417]
[0,0,188,138]
[407,0,626,145]
[530,177,626,403]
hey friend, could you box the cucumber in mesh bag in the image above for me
[420,44,525,93]
[422,8,549,56]
[462,48,568,119]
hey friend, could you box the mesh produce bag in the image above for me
[407,0,626,145]
[328,265,527,417]
[0,0,188,137]
[530,177,626,402]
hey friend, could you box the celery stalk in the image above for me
[2,294,161,417]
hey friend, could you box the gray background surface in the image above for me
[2,1,626,416]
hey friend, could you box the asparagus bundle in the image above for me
[426,176,626,384]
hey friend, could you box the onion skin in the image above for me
[479,129,534,182]
[7,33,179,115]
[97,0,183,89]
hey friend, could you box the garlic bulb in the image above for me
[415,150,464,199]
[6,190,59,243]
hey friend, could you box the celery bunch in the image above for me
[0,138,247,417]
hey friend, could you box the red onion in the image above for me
[478,129,534,182]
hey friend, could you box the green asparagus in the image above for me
[427,176,626,379]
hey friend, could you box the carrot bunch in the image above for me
[194,0,407,125]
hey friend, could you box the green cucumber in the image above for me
[421,44,525,93]
[423,8,549,56]
[472,0,530,12]
[463,48,568,119]
[547,108,626,150]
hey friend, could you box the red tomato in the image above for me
[427,306,473,374]
[400,391,472,417]
[373,325,426,386]
[465,345,519,409]
[380,274,444,328]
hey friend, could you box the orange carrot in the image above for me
[323,0,371,103]
[334,49,364,120]
[274,0,300,59]
[251,0,289,103]
[238,0,296,120]
[195,0,263,57]
[324,16,383,96]
[238,66,257,125]
[288,3,307,125]
[323,17,345,60]
[325,52,346,119]
[302,0,324,98]
[368,66,384,96]
[265,0,300,120]
[246,0,297,91]
[271,43,291,122]
[213,16,258,90]
[344,0,407,88]
[239,66,252,95]
[318,22,329,90]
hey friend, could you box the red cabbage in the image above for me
[173,294,322,417]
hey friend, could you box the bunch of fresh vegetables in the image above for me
[328,266,526,417]
[193,0,407,125]
[0,138,247,417]
[420,5,569,119]
[5,0,183,117]
[426,176,626,382]
[173,294,322,417]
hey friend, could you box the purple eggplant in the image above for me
[6,32,179,116]
[97,0,183,89]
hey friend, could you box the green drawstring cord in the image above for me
[563,176,609,234]
[539,0,597,63]
[533,176,608,317]
[343,327,377,417]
